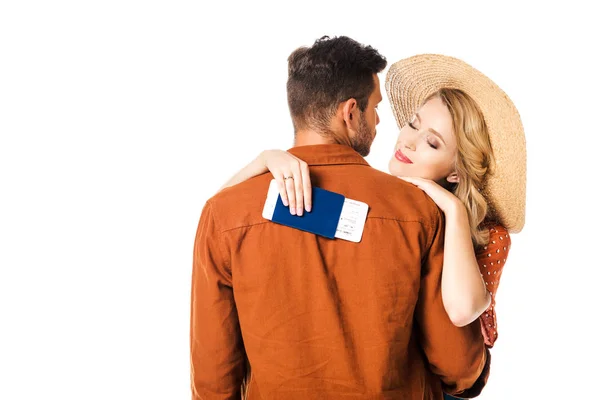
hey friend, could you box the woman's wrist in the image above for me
[444,199,469,221]
[256,150,268,167]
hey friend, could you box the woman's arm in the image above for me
[399,177,490,327]
[219,152,270,191]
[220,150,313,215]
[441,204,491,326]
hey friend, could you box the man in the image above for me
[191,35,490,399]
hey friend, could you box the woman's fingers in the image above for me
[284,172,297,214]
[275,175,289,207]
[398,176,419,184]
[290,162,305,216]
[271,157,312,216]
[398,176,427,189]
[300,161,312,212]
[263,151,313,216]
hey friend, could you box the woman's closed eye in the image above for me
[427,138,438,149]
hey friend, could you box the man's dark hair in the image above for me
[287,35,387,133]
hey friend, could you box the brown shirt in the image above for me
[191,144,489,400]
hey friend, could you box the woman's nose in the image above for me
[403,141,415,151]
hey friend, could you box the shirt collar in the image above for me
[286,144,370,167]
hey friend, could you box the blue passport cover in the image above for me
[271,186,345,239]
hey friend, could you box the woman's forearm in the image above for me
[219,153,269,191]
[441,205,491,327]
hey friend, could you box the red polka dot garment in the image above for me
[476,224,510,348]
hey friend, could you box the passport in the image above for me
[262,179,369,242]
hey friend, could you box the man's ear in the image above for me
[446,171,460,184]
[341,98,359,130]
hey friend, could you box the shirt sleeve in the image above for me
[190,201,246,400]
[415,210,490,398]
[476,225,511,348]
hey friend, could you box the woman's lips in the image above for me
[395,149,413,164]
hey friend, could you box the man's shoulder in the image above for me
[349,166,442,224]
[203,174,273,232]
[208,173,272,204]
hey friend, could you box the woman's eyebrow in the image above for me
[428,128,446,144]
[416,113,447,144]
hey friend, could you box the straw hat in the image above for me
[385,54,526,233]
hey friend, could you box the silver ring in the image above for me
[284,176,293,180]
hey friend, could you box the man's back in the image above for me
[191,145,488,400]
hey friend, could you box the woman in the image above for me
[223,54,526,397]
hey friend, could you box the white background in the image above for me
[1,1,598,399]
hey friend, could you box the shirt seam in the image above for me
[218,216,435,234]
[206,200,232,277]
[422,207,443,264]
[305,161,369,167]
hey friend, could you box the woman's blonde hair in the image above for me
[424,88,496,248]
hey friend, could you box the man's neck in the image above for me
[294,130,340,147]
[293,130,335,147]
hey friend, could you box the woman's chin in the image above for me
[388,159,402,177]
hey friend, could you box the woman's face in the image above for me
[388,96,459,185]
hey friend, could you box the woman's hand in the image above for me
[398,176,463,215]
[259,150,312,216]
